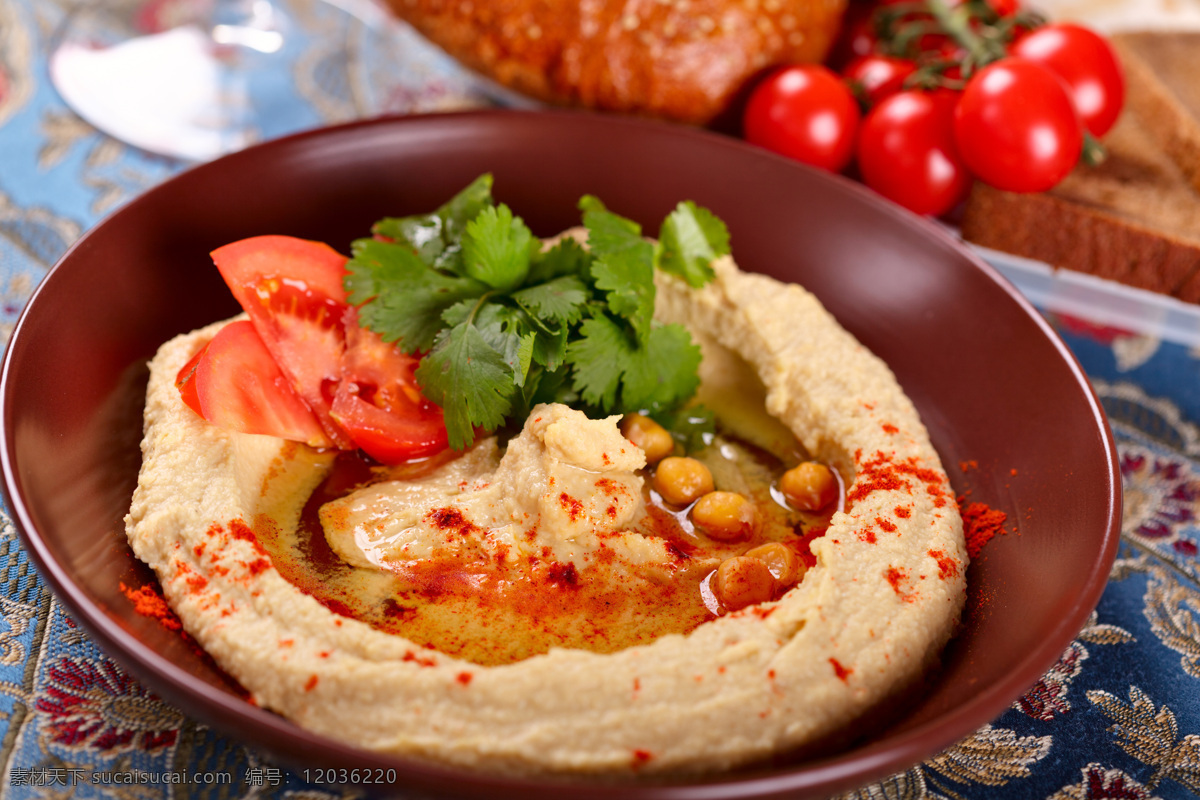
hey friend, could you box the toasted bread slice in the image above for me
[961,107,1200,302]
[1112,31,1200,195]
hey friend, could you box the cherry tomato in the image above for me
[330,311,449,464]
[743,65,861,173]
[858,89,973,216]
[1010,23,1124,137]
[843,55,917,107]
[828,1,879,68]
[212,235,354,448]
[176,320,332,446]
[954,58,1082,193]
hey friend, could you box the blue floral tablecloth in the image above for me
[1,0,1198,797]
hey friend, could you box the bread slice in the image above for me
[960,106,1200,302]
[1111,31,1200,194]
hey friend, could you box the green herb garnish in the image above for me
[657,405,718,454]
[345,174,731,449]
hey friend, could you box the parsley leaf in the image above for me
[372,174,495,272]
[620,322,703,413]
[531,323,569,372]
[471,302,536,388]
[656,201,732,288]
[511,275,588,326]
[437,173,495,241]
[415,306,515,450]
[462,204,535,291]
[582,200,656,344]
[345,238,484,353]
[528,237,590,284]
[566,315,633,409]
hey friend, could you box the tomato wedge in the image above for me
[330,311,448,464]
[175,320,332,447]
[211,236,354,449]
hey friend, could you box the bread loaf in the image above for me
[382,0,847,125]
[961,30,1200,302]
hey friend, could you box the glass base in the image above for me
[49,0,524,162]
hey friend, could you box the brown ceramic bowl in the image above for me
[0,110,1120,798]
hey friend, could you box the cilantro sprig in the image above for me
[345,174,731,449]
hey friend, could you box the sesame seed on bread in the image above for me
[380,0,847,125]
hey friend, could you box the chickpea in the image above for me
[653,457,714,506]
[779,461,838,511]
[692,491,757,541]
[714,556,774,612]
[745,542,801,588]
[620,413,675,463]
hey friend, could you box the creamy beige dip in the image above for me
[125,255,967,775]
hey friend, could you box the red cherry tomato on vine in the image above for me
[858,89,973,217]
[954,58,1083,193]
[743,65,861,173]
[828,1,880,68]
[1010,23,1124,137]
[843,55,917,107]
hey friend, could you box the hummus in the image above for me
[125,255,967,775]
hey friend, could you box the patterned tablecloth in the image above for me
[1,0,1199,797]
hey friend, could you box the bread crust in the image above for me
[962,182,1200,300]
[383,0,847,124]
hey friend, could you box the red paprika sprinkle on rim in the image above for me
[120,582,183,631]
[958,496,1010,558]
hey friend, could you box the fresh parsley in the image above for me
[345,174,731,449]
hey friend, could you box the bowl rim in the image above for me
[0,108,1123,798]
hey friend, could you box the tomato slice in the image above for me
[330,311,448,464]
[176,346,206,417]
[175,320,332,447]
[211,236,354,449]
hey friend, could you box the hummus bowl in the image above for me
[0,111,1120,798]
